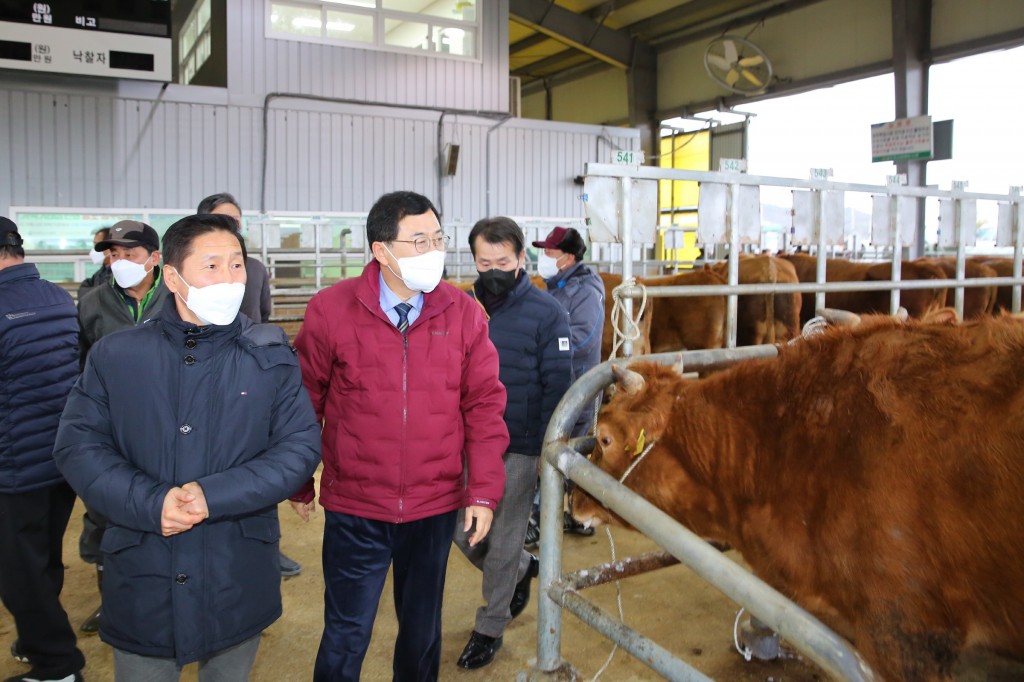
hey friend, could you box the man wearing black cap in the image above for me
[75,219,171,633]
[0,217,86,682]
[78,220,170,359]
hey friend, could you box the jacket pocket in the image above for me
[238,515,281,543]
[100,526,145,554]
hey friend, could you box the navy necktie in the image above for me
[395,302,412,334]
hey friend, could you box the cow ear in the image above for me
[611,364,645,395]
[817,308,861,328]
[671,354,685,377]
[922,307,959,325]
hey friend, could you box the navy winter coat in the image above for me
[0,263,79,493]
[53,297,321,664]
[471,272,572,456]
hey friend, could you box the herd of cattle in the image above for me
[572,312,1024,681]
[598,254,1020,359]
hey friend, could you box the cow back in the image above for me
[710,255,801,345]
[639,269,726,353]
[781,254,946,323]
[921,257,998,319]
[980,257,1016,313]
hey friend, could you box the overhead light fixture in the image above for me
[326,21,355,32]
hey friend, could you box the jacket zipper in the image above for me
[399,331,408,522]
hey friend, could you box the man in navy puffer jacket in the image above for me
[54,215,321,678]
[0,217,86,682]
[453,217,573,670]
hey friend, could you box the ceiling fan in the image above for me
[703,35,774,95]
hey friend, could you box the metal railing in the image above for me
[531,347,876,682]
[584,163,1024,353]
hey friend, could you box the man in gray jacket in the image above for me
[528,226,605,543]
[197,193,272,324]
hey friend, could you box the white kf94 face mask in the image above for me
[111,258,153,288]
[89,249,106,266]
[173,271,246,326]
[537,252,562,279]
[383,245,445,293]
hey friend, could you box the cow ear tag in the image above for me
[633,429,646,457]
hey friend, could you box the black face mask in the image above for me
[478,267,519,296]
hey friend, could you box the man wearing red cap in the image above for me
[527,226,605,543]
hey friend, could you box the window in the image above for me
[266,0,479,60]
[179,0,213,85]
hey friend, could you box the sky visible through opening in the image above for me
[664,45,1024,248]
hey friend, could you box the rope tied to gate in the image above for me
[733,607,754,662]
[609,278,648,360]
[591,526,624,681]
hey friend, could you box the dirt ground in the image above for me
[2,481,1022,682]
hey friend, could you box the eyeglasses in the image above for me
[391,234,451,254]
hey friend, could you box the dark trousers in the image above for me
[313,509,457,682]
[0,482,85,678]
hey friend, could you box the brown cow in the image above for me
[710,255,802,345]
[572,317,1024,681]
[781,254,947,325]
[918,257,998,319]
[600,270,726,359]
[979,257,1020,314]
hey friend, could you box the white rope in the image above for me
[609,278,648,359]
[619,441,656,484]
[733,607,753,662]
[591,526,624,681]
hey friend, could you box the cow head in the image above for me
[571,360,722,536]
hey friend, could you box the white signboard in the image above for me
[696,183,761,245]
[871,195,918,247]
[790,190,845,246]
[871,115,932,163]
[937,198,978,248]
[582,176,658,244]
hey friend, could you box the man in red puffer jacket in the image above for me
[293,191,508,682]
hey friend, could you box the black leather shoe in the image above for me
[523,519,540,549]
[457,631,502,670]
[3,672,83,682]
[509,553,540,619]
[10,640,28,664]
[79,605,101,634]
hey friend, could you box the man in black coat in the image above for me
[54,214,321,678]
[453,217,573,670]
[0,217,86,682]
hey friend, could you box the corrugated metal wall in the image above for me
[0,0,640,221]
[0,87,638,219]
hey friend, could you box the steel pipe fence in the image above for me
[530,347,876,682]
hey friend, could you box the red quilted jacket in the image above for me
[292,261,508,522]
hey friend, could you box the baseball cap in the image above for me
[96,220,159,252]
[532,226,571,250]
[0,217,22,246]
